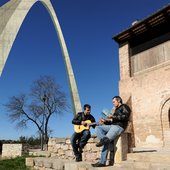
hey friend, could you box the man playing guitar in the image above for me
[70,104,96,162]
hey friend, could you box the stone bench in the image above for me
[114,133,129,164]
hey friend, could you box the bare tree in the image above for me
[5,75,68,150]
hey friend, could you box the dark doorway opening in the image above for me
[168,108,170,128]
[0,141,2,154]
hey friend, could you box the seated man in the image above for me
[71,104,96,162]
[92,96,131,167]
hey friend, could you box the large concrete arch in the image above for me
[0,0,82,115]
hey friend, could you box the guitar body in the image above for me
[74,120,92,133]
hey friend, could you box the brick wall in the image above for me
[118,41,170,148]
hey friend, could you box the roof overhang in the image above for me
[113,4,170,45]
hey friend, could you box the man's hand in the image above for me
[81,121,87,126]
[100,118,105,124]
[106,115,113,119]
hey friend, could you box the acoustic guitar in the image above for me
[74,120,99,133]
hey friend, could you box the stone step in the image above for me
[26,156,170,170]
[26,157,127,170]
[26,149,170,170]
[26,157,71,170]
[29,150,51,157]
[127,152,170,163]
[121,160,170,170]
[121,160,150,169]
[66,161,123,170]
[151,163,170,170]
[26,157,145,170]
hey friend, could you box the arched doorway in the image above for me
[161,99,170,147]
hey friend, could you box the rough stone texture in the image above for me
[26,157,35,167]
[2,144,28,158]
[47,135,128,165]
[52,159,65,170]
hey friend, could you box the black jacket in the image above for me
[105,104,131,130]
[72,112,96,128]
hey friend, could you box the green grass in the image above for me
[0,156,31,170]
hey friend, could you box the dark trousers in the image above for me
[70,130,91,158]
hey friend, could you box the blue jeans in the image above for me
[70,130,91,158]
[95,125,124,164]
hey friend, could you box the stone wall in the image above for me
[48,136,100,162]
[47,134,129,165]
[2,144,29,158]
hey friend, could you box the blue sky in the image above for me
[0,0,169,140]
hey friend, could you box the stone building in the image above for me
[113,4,170,149]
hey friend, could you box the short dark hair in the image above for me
[83,104,91,110]
[112,96,123,104]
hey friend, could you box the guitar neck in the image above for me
[88,122,99,126]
